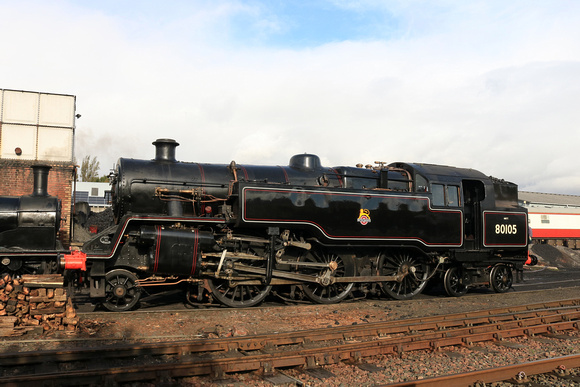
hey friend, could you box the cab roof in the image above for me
[389,162,490,182]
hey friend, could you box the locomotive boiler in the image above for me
[77,139,529,311]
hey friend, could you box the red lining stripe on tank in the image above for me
[197,163,206,193]
[330,168,343,188]
[278,166,290,184]
[240,165,249,181]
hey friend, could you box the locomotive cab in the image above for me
[387,162,528,253]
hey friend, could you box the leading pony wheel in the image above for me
[103,269,141,312]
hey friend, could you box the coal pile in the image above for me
[85,207,114,231]
[72,205,114,243]
[530,244,580,269]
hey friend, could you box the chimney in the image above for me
[153,139,179,162]
[32,165,51,196]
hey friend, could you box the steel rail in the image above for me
[386,353,580,387]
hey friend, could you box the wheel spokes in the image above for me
[490,264,512,293]
[103,269,141,312]
[381,252,429,300]
[444,266,468,297]
[209,279,271,308]
[301,250,354,304]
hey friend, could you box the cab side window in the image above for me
[432,184,445,206]
[416,174,428,192]
[432,184,461,207]
[447,185,460,207]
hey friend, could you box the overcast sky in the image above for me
[1,0,579,195]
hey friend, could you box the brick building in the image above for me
[0,89,77,246]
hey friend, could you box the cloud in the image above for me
[1,0,580,195]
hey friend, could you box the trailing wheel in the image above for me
[379,251,430,300]
[300,250,355,304]
[443,266,469,297]
[208,279,271,308]
[103,269,141,312]
[489,264,513,293]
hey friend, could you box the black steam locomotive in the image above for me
[1,139,530,311]
[0,166,83,275]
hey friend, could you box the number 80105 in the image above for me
[495,224,517,234]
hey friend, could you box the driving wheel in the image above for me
[379,251,430,300]
[300,250,355,304]
[208,278,272,307]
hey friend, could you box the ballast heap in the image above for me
[1,139,531,311]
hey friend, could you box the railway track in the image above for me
[1,298,579,386]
